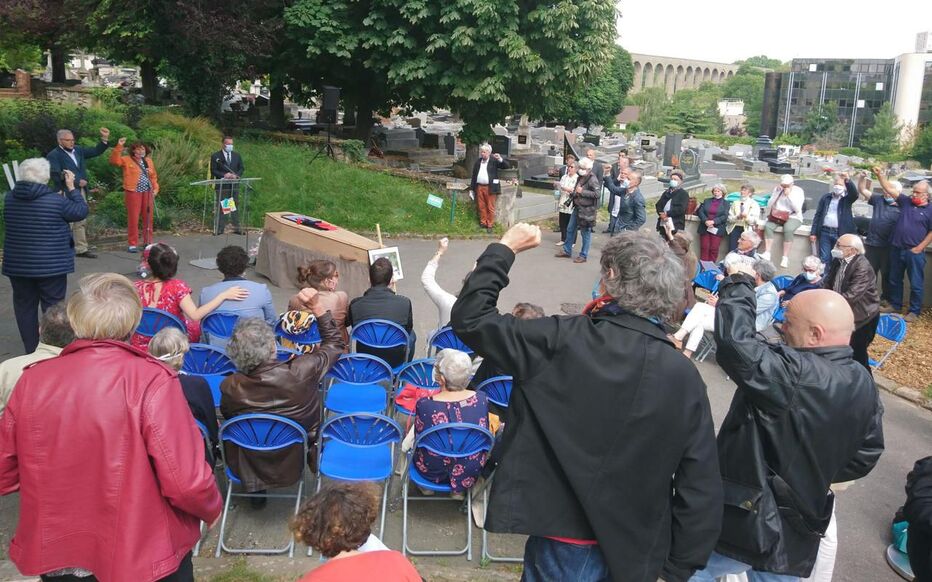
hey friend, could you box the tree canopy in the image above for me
[860,102,901,155]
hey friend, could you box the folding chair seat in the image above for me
[182,343,236,407]
[323,353,394,415]
[393,358,440,417]
[870,314,907,369]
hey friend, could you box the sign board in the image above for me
[426,194,444,208]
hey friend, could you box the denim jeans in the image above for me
[689,551,799,582]
[521,536,609,582]
[817,227,839,266]
[563,210,592,259]
[889,247,927,314]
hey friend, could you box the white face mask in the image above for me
[578,169,588,176]
[669,179,680,188]
[621,179,630,188]
[224,144,233,153]
[832,185,845,196]
[831,248,845,260]
[804,271,818,282]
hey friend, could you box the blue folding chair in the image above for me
[137,307,186,339]
[215,414,309,558]
[276,347,302,362]
[402,423,495,561]
[772,275,794,292]
[773,305,786,323]
[476,376,513,409]
[870,314,908,369]
[323,354,395,416]
[393,358,440,417]
[275,318,321,352]
[692,269,720,294]
[427,326,473,357]
[202,311,240,345]
[351,318,411,366]
[182,343,236,407]
[317,413,402,539]
[193,419,214,558]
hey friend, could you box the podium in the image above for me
[189,177,262,251]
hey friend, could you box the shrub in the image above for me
[139,111,222,149]
[838,147,865,157]
[341,139,366,162]
[150,133,212,199]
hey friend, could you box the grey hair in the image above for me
[578,157,594,171]
[802,255,824,275]
[434,348,473,392]
[148,327,190,371]
[39,303,74,348]
[18,158,51,185]
[57,129,73,140]
[479,143,492,153]
[916,180,930,193]
[711,183,727,195]
[842,235,866,254]
[740,229,761,247]
[740,183,756,194]
[227,317,277,374]
[753,259,776,282]
[600,230,685,322]
[628,169,643,185]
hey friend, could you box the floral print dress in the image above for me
[132,278,200,349]
[413,391,490,493]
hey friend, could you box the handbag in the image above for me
[768,190,790,225]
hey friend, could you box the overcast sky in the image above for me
[617,0,932,64]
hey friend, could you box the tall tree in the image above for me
[803,101,839,143]
[910,124,932,167]
[627,87,671,134]
[0,0,83,82]
[0,31,42,72]
[720,69,765,137]
[860,102,901,155]
[545,45,634,128]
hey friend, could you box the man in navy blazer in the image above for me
[210,136,246,235]
[810,172,859,265]
[46,127,110,258]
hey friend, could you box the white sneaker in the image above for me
[780,256,789,268]
[760,251,771,260]
[555,240,564,246]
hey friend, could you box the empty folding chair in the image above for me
[692,270,720,295]
[427,326,473,357]
[393,358,440,417]
[870,314,908,369]
[402,423,495,561]
[137,307,186,340]
[316,413,402,538]
[323,354,395,416]
[182,343,236,407]
[215,414,309,558]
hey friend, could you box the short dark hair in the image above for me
[369,257,393,287]
[147,243,179,281]
[216,246,248,278]
[512,302,544,319]
[39,303,74,348]
[128,141,151,156]
[223,135,234,142]
[291,482,380,558]
[671,170,685,180]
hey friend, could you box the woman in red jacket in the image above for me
[0,273,221,582]
[110,137,160,253]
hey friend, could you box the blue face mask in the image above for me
[885,197,897,205]
[804,271,818,282]
[622,179,630,188]
[224,144,233,153]
[669,180,680,188]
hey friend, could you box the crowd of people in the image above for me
[0,128,930,582]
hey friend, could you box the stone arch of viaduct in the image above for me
[629,53,740,96]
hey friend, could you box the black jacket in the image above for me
[469,156,510,194]
[822,254,880,329]
[46,141,109,191]
[810,179,858,237]
[696,197,731,236]
[210,149,245,195]
[905,456,932,534]
[572,171,602,229]
[452,243,723,582]
[712,274,884,576]
[656,187,689,232]
[347,285,414,367]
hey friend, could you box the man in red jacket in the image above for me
[0,273,222,582]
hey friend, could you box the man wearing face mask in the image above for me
[886,180,932,322]
[862,167,902,308]
[603,152,630,233]
[210,136,246,236]
[603,169,646,235]
[46,127,110,259]
[656,170,689,236]
[821,234,880,370]
[809,172,859,266]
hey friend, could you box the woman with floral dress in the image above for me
[131,243,247,350]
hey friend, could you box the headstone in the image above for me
[422,133,440,149]
[492,134,512,157]
[662,133,684,167]
[443,133,456,156]
[753,135,775,159]
[492,125,509,136]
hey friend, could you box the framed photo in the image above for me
[368,246,404,281]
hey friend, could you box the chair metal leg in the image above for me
[402,476,472,557]
[193,521,205,557]
[380,475,390,538]
[402,477,410,557]
[466,488,473,561]
[480,483,523,562]
[216,482,303,557]
[214,480,234,558]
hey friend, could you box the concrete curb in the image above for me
[874,372,932,412]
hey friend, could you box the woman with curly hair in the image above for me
[292,482,420,581]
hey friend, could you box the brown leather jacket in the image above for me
[822,253,880,329]
[220,312,344,491]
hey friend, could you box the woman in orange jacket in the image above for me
[110,137,159,252]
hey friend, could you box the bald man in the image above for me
[822,233,880,370]
[689,267,884,582]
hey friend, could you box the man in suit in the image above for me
[210,136,245,235]
[603,152,630,233]
[346,257,415,368]
[469,143,510,233]
[46,127,110,258]
[822,233,880,371]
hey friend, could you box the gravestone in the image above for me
[422,133,440,149]
[492,134,512,157]
[443,133,456,155]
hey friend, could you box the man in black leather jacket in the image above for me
[690,266,884,582]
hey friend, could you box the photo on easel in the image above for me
[368,246,404,281]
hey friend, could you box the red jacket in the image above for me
[0,339,221,582]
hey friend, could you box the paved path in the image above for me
[0,228,925,581]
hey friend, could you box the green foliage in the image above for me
[775,133,807,146]
[803,101,838,143]
[692,134,755,146]
[341,139,366,162]
[627,87,670,134]
[149,133,212,198]
[860,103,901,156]
[735,55,785,71]
[838,146,865,157]
[139,112,222,148]
[546,45,634,127]
[720,71,765,136]
[912,124,932,167]
[0,31,43,72]
[665,83,723,134]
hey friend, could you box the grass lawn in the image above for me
[237,140,490,237]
